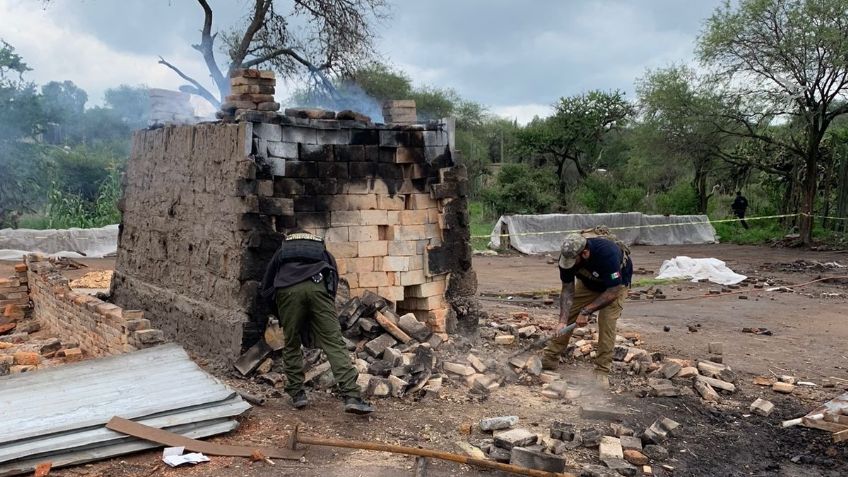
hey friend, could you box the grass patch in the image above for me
[15,213,51,229]
[469,200,496,251]
[713,219,786,244]
[631,277,678,288]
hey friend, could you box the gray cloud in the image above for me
[1,0,723,121]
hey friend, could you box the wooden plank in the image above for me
[106,417,305,460]
[374,311,412,344]
[834,428,848,443]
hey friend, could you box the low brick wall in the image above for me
[0,264,29,317]
[24,256,164,356]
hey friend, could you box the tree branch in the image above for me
[228,0,272,73]
[193,0,228,98]
[157,56,220,107]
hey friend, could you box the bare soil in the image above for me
[3,244,847,477]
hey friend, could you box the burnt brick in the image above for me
[334,145,365,162]
[350,129,380,145]
[401,130,425,147]
[299,144,334,162]
[365,145,380,162]
[285,161,318,178]
[273,178,305,196]
[318,162,349,179]
[377,163,404,180]
[302,178,340,195]
[378,147,396,163]
[258,197,294,216]
[349,161,377,178]
[294,196,331,212]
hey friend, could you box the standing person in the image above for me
[260,230,373,415]
[731,191,749,229]
[541,233,632,388]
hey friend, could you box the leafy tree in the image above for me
[635,66,739,213]
[40,80,88,143]
[0,41,47,226]
[104,85,150,130]
[698,0,848,244]
[515,90,634,196]
[481,163,559,215]
[156,0,390,106]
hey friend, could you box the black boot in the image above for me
[344,396,374,415]
[291,390,308,409]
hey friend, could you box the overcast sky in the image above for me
[0,0,723,123]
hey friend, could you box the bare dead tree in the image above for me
[158,0,389,107]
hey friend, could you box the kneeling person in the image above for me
[261,230,373,414]
[542,233,632,386]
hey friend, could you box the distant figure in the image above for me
[731,191,749,229]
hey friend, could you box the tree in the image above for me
[0,41,48,226]
[158,0,389,107]
[104,85,150,130]
[40,80,88,144]
[636,66,741,213]
[698,0,848,244]
[515,90,634,196]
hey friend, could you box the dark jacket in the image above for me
[260,238,339,305]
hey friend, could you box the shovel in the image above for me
[234,317,285,376]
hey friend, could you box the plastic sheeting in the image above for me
[0,224,118,261]
[656,256,746,285]
[489,213,716,254]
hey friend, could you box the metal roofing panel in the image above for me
[0,397,249,462]
[0,344,238,443]
[0,419,240,476]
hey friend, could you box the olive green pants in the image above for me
[542,281,626,373]
[275,280,361,398]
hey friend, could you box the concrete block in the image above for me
[659,362,681,379]
[525,356,543,376]
[620,436,642,451]
[694,377,720,402]
[365,333,397,357]
[480,416,519,432]
[495,334,515,345]
[488,445,511,462]
[443,361,475,376]
[367,377,390,397]
[267,157,286,176]
[750,397,774,416]
[267,141,298,158]
[510,447,566,473]
[388,375,408,397]
[467,354,487,373]
[599,436,624,460]
[397,313,431,342]
[697,375,736,393]
[253,123,281,141]
[493,428,537,450]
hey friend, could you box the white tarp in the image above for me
[0,224,119,261]
[489,213,716,254]
[656,256,746,285]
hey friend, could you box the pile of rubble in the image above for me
[241,291,444,399]
[218,69,281,122]
[455,412,681,475]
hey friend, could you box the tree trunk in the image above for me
[556,158,567,196]
[693,160,708,214]
[799,138,820,245]
[821,153,834,229]
[837,156,848,232]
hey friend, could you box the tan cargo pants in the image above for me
[542,281,626,373]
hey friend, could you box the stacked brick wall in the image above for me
[25,256,164,356]
[0,264,29,320]
[248,118,473,335]
[112,113,478,363]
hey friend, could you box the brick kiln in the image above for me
[111,71,478,363]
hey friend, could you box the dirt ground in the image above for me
[3,244,847,477]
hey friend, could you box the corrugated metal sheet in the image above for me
[0,344,249,475]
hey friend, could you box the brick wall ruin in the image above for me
[26,256,164,356]
[111,106,478,363]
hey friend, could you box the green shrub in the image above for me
[572,175,647,212]
[481,163,559,215]
[654,181,699,215]
[46,163,122,228]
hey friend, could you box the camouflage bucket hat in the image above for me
[558,233,587,269]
